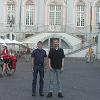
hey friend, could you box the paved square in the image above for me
[0,58,100,100]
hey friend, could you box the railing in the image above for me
[65,40,96,55]
[1,24,100,35]
[19,25,82,34]
[0,24,88,41]
[21,25,83,39]
[33,25,82,34]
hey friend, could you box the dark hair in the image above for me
[37,41,43,44]
[53,39,59,42]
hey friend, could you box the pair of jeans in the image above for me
[49,69,62,93]
[32,65,44,94]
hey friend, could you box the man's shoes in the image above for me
[39,93,44,96]
[46,92,52,97]
[58,92,63,98]
[32,93,36,96]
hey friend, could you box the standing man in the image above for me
[31,41,47,96]
[47,39,65,98]
[87,46,94,62]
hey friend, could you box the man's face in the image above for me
[37,43,43,49]
[53,40,59,48]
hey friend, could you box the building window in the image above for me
[96,6,100,26]
[76,5,85,27]
[49,5,62,25]
[26,4,34,26]
[7,0,15,24]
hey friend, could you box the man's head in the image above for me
[53,39,59,48]
[37,41,43,49]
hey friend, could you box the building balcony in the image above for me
[24,25,82,34]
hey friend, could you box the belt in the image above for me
[35,64,43,66]
[38,64,43,66]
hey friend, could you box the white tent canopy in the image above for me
[4,39,13,44]
[12,40,22,44]
[0,39,22,44]
[0,38,24,51]
[0,38,5,43]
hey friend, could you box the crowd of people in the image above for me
[0,43,33,77]
[0,43,17,77]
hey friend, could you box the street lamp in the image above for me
[9,17,14,40]
[90,2,92,45]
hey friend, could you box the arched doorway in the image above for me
[43,38,71,49]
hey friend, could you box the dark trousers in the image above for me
[32,65,44,94]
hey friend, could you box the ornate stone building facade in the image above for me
[0,0,100,39]
[0,0,100,58]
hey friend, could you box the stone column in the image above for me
[35,0,45,32]
[97,33,100,59]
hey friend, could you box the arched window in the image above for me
[48,1,62,25]
[96,0,100,26]
[7,0,15,24]
[25,0,35,26]
[76,0,85,27]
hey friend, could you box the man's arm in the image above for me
[48,49,52,70]
[62,58,64,67]
[32,57,34,71]
[31,50,35,71]
[48,58,52,70]
[44,57,48,71]
[44,50,47,67]
[61,49,65,71]
[61,58,64,72]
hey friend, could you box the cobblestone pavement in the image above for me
[0,58,100,100]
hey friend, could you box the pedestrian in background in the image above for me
[31,41,47,97]
[25,46,30,62]
[87,46,94,63]
[1,44,10,76]
[47,39,65,98]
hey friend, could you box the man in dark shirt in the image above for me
[47,39,65,98]
[31,41,47,97]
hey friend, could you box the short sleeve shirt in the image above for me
[48,48,65,69]
[31,48,47,66]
